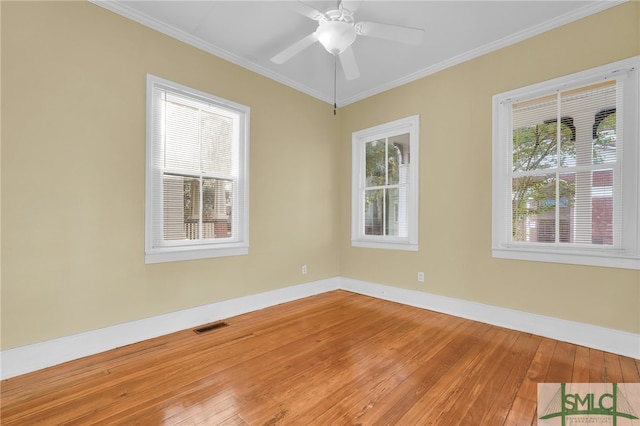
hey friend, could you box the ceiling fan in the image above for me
[271,1,425,81]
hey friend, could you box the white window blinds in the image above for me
[510,80,621,247]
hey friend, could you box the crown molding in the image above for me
[340,0,627,106]
[91,0,625,107]
[90,0,333,104]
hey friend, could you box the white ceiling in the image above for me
[93,1,622,106]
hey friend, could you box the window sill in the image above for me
[145,244,248,264]
[352,240,418,252]
[492,247,640,270]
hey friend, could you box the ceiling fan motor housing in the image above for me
[316,20,357,54]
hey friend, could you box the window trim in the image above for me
[492,57,640,270]
[145,74,250,264]
[351,115,420,251]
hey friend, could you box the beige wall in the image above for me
[1,1,340,349]
[1,1,639,351]
[339,2,640,334]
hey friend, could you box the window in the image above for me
[146,75,249,263]
[352,115,419,251]
[492,57,639,269]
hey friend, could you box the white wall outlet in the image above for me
[417,272,425,282]
[302,265,308,275]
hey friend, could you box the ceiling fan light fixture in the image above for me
[316,21,357,54]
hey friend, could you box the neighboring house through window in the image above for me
[145,74,249,264]
[352,115,419,251]
[492,57,639,269]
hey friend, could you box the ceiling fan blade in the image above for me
[271,33,318,64]
[339,46,360,80]
[291,1,325,21]
[356,21,424,46]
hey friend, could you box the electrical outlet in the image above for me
[417,272,425,282]
[302,265,308,275]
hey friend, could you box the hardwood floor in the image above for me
[2,290,639,425]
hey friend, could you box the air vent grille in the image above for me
[193,322,229,334]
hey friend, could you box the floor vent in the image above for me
[194,322,229,334]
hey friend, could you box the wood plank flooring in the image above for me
[2,290,639,425]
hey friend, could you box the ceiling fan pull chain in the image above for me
[333,54,337,116]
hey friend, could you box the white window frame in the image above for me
[492,57,640,270]
[352,115,419,251]
[145,74,250,264]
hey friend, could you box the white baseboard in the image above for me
[340,277,640,360]
[0,278,339,380]
[2,276,638,379]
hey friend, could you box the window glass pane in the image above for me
[387,141,401,185]
[364,189,384,235]
[591,169,614,245]
[365,139,386,187]
[560,82,615,170]
[512,123,557,171]
[202,177,232,239]
[201,110,234,175]
[512,174,556,242]
[163,174,190,241]
[183,177,200,221]
[512,122,574,172]
[557,173,576,244]
[161,174,235,242]
[385,188,400,236]
[593,111,616,165]
[512,97,558,171]
[164,100,200,172]
[556,120,576,167]
[559,171,614,246]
